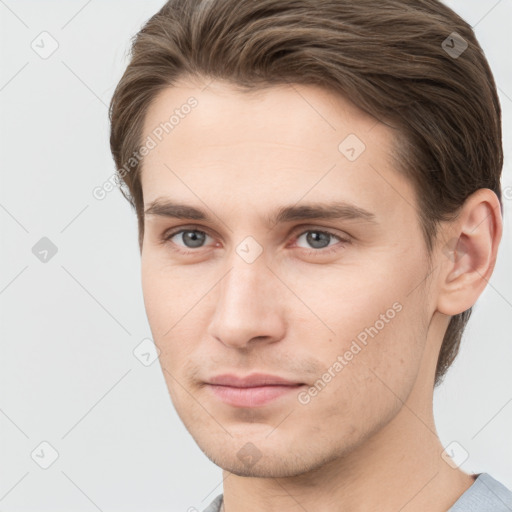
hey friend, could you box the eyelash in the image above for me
[161,225,351,257]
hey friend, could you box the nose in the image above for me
[207,253,286,349]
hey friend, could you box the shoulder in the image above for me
[449,473,512,512]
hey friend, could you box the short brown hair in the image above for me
[109,0,503,387]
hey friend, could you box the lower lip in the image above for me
[207,384,304,407]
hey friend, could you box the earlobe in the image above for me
[436,189,502,316]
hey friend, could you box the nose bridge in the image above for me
[226,254,269,304]
[207,248,285,347]
[219,251,273,318]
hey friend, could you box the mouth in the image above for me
[205,373,306,408]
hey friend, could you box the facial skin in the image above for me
[139,78,502,511]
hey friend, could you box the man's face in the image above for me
[140,79,436,477]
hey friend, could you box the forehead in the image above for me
[140,79,412,223]
[142,79,387,154]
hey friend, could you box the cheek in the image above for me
[141,259,210,368]
[287,265,404,344]
[141,261,167,331]
[141,257,197,327]
[304,300,427,439]
[295,253,428,390]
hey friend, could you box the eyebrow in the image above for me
[144,199,378,226]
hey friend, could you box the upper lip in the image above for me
[207,373,303,388]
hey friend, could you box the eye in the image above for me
[163,228,215,254]
[292,228,350,256]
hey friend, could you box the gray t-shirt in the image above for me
[201,473,512,512]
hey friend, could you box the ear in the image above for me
[436,188,503,316]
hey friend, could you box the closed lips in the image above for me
[207,373,305,387]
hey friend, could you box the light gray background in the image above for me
[0,1,511,511]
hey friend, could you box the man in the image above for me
[109,0,512,510]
